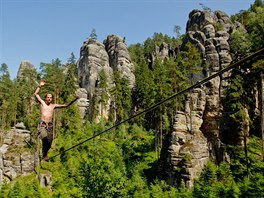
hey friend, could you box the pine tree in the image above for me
[111,71,132,123]
[0,63,18,129]
[61,53,78,99]
[90,69,109,122]
[89,28,97,40]
[246,3,264,51]
[178,42,202,134]
[60,53,81,133]
[17,67,38,130]
[179,42,202,85]
[164,57,188,125]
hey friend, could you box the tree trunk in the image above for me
[189,91,193,135]
[243,110,249,179]
[261,72,264,161]
[160,113,163,151]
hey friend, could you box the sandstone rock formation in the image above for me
[148,42,179,69]
[155,42,169,60]
[162,9,235,188]
[162,88,209,188]
[76,88,89,121]
[77,35,135,122]
[104,35,135,88]
[78,38,113,121]
[17,60,36,79]
[0,128,38,185]
[38,171,52,191]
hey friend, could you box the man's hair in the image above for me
[45,93,53,98]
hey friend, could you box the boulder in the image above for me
[15,122,26,129]
[0,129,38,185]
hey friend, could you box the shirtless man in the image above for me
[34,80,78,161]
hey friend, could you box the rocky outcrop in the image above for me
[148,42,179,69]
[38,171,52,191]
[76,88,89,121]
[161,88,209,188]
[77,35,135,122]
[162,10,235,188]
[0,128,38,185]
[104,35,135,88]
[155,42,169,60]
[78,39,113,99]
[78,39,113,121]
[17,60,36,79]
[185,10,233,86]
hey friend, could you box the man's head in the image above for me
[45,93,53,104]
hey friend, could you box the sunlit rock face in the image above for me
[0,128,38,185]
[17,60,36,79]
[77,35,135,122]
[161,9,235,188]
[78,39,113,122]
[104,35,135,89]
[76,88,89,121]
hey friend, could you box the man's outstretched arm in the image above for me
[54,97,79,109]
[35,80,46,103]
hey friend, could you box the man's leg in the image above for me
[42,127,54,161]
[38,126,48,161]
[42,137,52,161]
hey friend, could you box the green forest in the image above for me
[0,0,264,197]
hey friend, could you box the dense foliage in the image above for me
[0,0,264,197]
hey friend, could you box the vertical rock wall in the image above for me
[104,35,135,88]
[78,39,113,99]
[0,128,38,185]
[17,60,36,79]
[78,39,113,121]
[162,10,234,188]
[77,35,135,122]
[162,88,209,188]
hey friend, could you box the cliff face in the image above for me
[77,35,135,122]
[0,127,38,185]
[104,35,135,89]
[161,10,235,188]
[17,60,36,79]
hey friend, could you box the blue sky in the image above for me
[0,0,255,79]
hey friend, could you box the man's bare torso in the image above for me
[40,103,56,122]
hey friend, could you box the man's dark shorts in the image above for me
[38,120,53,155]
[38,125,53,142]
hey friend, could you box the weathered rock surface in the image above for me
[78,39,113,98]
[78,39,113,121]
[161,88,209,188]
[17,60,36,79]
[104,35,135,88]
[38,171,52,191]
[77,35,135,122]
[162,9,235,188]
[155,42,169,60]
[14,122,26,129]
[76,88,89,121]
[0,128,38,185]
